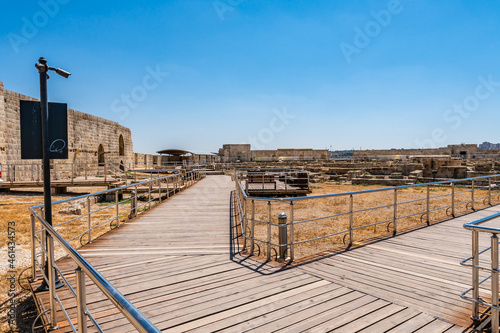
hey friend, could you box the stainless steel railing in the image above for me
[234,172,500,262]
[461,212,500,332]
[29,169,206,332]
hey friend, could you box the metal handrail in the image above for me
[235,171,500,263]
[29,169,206,332]
[461,211,500,331]
[240,173,499,202]
[29,208,160,333]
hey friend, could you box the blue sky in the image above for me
[2,0,500,154]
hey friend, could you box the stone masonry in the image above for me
[0,81,134,168]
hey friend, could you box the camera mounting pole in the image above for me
[35,57,70,291]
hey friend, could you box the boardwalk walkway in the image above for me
[33,175,485,332]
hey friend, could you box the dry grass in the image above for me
[243,183,499,260]
[0,188,145,331]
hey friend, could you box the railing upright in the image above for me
[47,234,58,328]
[426,185,430,225]
[242,197,247,252]
[250,200,255,255]
[492,234,499,332]
[87,197,92,243]
[452,183,455,217]
[267,201,271,261]
[115,191,120,227]
[349,194,353,246]
[31,214,37,281]
[76,267,87,333]
[489,179,492,206]
[471,230,479,321]
[290,201,294,262]
[393,189,397,235]
[472,180,475,211]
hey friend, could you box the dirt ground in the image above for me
[245,182,497,260]
[0,187,110,332]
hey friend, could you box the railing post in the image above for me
[277,213,288,263]
[393,189,397,236]
[131,191,137,217]
[166,177,170,198]
[41,209,46,266]
[452,183,455,217]
[426,185,430,225]
[290,201,294,262]
[471,180,475,211]
[489,179,492,206]
[104,163,107,182]
[250,200,255,255]
[242,197,247,252]
[84,162,87,180]
[31,163,34,181]
[75,267,87,333]
[47,234,58,329]
[349,194,353,246]
[134,185,139,216]
[159,179,162,203]
[148,182,152,209]
[71,163,74,184]
[87,197,92,243]
[491,233,499,332]
[471,230,480,321]
[115,191,120,227]
[267,201,271,261]
[31,214,37,281]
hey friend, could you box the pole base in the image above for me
[36,275,64,292]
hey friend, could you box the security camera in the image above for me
[55,68,71,78]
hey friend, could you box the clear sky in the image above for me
[1,0,500,154]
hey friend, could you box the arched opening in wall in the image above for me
[98,144,105,166]
[119,160,125,171]
[119,135,125,156]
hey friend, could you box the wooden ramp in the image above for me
[32,175,473,332]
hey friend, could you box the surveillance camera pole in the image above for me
[35,57,66,291]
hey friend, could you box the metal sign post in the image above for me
[34,57,71,292]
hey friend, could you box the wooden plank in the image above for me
[413,319,456,333]
[356,307,421,333]
[385,313,448,333]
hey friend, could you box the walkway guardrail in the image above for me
[234,172,500,262]
[0,161,177,185]
[461,212,500,332]
[28,169,206,332]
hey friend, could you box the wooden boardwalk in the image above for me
[31,175,487,332]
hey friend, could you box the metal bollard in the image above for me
[278,212,288,263]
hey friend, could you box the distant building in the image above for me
[218,144,329,162]
[479,141,500,150]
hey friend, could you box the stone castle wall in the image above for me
[0,81,134,168]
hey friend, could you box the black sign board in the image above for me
[20,100,68,159]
